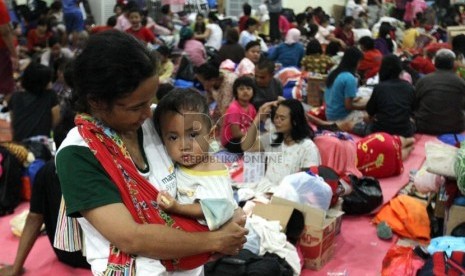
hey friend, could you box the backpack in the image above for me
[0,145,23,216]
[417,251,465,276]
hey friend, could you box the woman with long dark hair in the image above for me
[241,99,321,194]
[353,54,416,137]
[324,46,364,123]
[374,22,395,56]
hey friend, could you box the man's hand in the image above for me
[10,56,19,71]
[0,265,23,276]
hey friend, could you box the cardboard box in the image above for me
[0,119,11,142]
[306,76,326,108]
[445,205,465,235]
[253,196,344,270]
[434,195,446,219]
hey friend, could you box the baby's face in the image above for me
[160,111,212,168]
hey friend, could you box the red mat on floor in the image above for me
[0,135,436,275]
[0,204,90,276]
[303,134,437,275]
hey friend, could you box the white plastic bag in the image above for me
[273,172,333,211]
[243,152,266,183]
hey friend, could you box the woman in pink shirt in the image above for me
[221,76,257,153]
[404,0,427,25]
[178,26,206,67]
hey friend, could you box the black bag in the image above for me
[0,145,23,216]
[342,175,383,215]
[175,55,195,81]
[205,249,293,276]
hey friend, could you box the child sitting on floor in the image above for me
[155,45,174,84]
[153,88,237,230]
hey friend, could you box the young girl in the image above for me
[153,88,237,231]
[221,76,257,154]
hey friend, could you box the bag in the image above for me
[417,251,465,276]
[176,55,195,81]
[381,245,425,276]
[425,141,458,178]
[204,249,293,276]
[0,145,23,216]
[455,141,465,195]
[309,165,341,207]
[342,175,383,215]
[274,171,333,211]
[413,164,443,194]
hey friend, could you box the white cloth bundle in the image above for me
[425,142,458,178]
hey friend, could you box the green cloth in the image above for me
[455,141,465,195]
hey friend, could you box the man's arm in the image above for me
[81,202,247,259]
[0,212,44,276]
[0,22,18,70]
[194,28,211,40]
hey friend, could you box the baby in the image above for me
[153,88,237,230]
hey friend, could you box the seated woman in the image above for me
[324,47,366,124]
[178,26,206,67]
[217,28,245,64]
[193,13,206,43]
[241,99,321,194]
[55,31,247,275]
[374,22,395,56]
[300,38,334,74]
[235,40,261,77]
[239,17,268,52]
[9,63,60,142]
[351,54,416,137]
[194,12,223,51]
[268,28,305,68]
[332,16,356,49]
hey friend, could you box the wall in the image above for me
[225,0,346,18]
[282,0,345,17]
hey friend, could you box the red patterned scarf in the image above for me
[75,114,210,274]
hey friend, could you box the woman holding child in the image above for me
[55,30,247,275]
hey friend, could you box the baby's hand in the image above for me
[157,191,176,212]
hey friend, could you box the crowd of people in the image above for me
[1,0,465,275]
